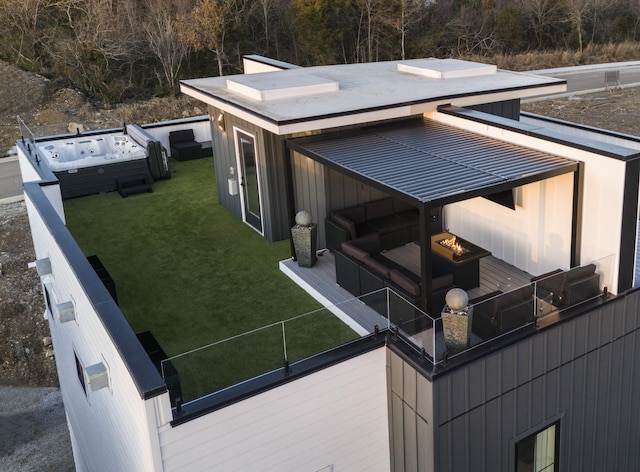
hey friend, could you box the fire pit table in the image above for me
[431,231,491,290]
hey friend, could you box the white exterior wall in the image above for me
[444,175,573,277]
[430,111,626,290]
[24,191,171,472]
[18,146,65,222]
[159,348,390,472]
[142,119,212,158]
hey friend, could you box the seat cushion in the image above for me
[363,255,392,278]
[341,241,369,263]
[389,269,420,297]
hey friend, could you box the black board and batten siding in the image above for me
[208,105,289,242]
[388,290,640,472]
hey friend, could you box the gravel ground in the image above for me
[0,386,74,472]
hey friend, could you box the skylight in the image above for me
[226,72,339,101]
[397,58,497,79]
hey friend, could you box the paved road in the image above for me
[529,61,640,96]
[0,156,22,203]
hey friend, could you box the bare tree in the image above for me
[44,0,141,101]
[564,0,593,52]
[518,0,562,48]
[142,0,190,94]
[0,0,50,64]
[177,0,241,77]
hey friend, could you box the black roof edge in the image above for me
[242,54,302,70]
[180,80,566,130]
[23,182,167,401]
[439,106,640,161]
[170,331,389,427]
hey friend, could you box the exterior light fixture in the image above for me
[85,362,109,391]
[56,300,76,323]
[29,257,52,276]
[217,112,226,132]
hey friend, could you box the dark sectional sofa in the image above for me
[471,286,535,340]
[471,263,602,342]
[326,197,430,251]
[335,233,454,316]
[169,129,213,161]
[532,263,601,308]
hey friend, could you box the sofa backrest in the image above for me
[169,129,195,144]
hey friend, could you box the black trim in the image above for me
[571,161,585,268]
[618,159,640,292]
[24,182,167,400]
[170,331,388,426]
[242,55,301,70]
[180,80,565,129]
[283,144,297,260]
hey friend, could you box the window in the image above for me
[515,422,559,472]
[75,352,86,394]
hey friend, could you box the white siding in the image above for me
[430,111,625,289]
[17,146,65,222]
[445,175,574,277]
[159,348,390,472]
[24,192,170,472]
[143,119,212,158]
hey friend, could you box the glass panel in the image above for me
[516,424,557,472]
[240,137,260,219]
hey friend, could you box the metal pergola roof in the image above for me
[286,116,581,312]
[287,117,579,206]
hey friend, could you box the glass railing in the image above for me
[436,255,613,365]
[161,255,613,406]
[531,254,614,323]
[161,300,372,406]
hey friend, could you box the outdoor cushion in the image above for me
[364,198,394,220]
[389,269,420,297]
[363,255,392,278]
[333,214,358,240]
[333,206,366,224]
[341,241,369,263]
[432,273,454,291]
[169,129,195,143]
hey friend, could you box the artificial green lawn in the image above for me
[64,158,358,400]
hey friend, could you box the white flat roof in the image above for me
[181,58,566,135]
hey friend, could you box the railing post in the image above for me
[281,321,289,374]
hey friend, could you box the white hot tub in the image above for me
[38,134,146,171]
[37,133,150,199]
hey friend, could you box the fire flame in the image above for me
[439,236,469,256]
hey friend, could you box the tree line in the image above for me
[1,0,639,104]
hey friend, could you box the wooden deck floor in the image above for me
[280,247,534,329]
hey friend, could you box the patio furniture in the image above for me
[336,235,454,315]
[471,285,535,340]
[533,263,600,308]
[325,197,427,251]
[136,331,183,409]
[116,173,153,197]
[87,255,118,304]
[431,231,491,290]
[169,129,213,161]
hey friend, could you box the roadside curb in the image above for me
[0,195,24,205]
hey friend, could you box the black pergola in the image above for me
[285,116,581,311]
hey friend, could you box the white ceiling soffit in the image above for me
[397,58,497,79]
[226,72,339,101]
